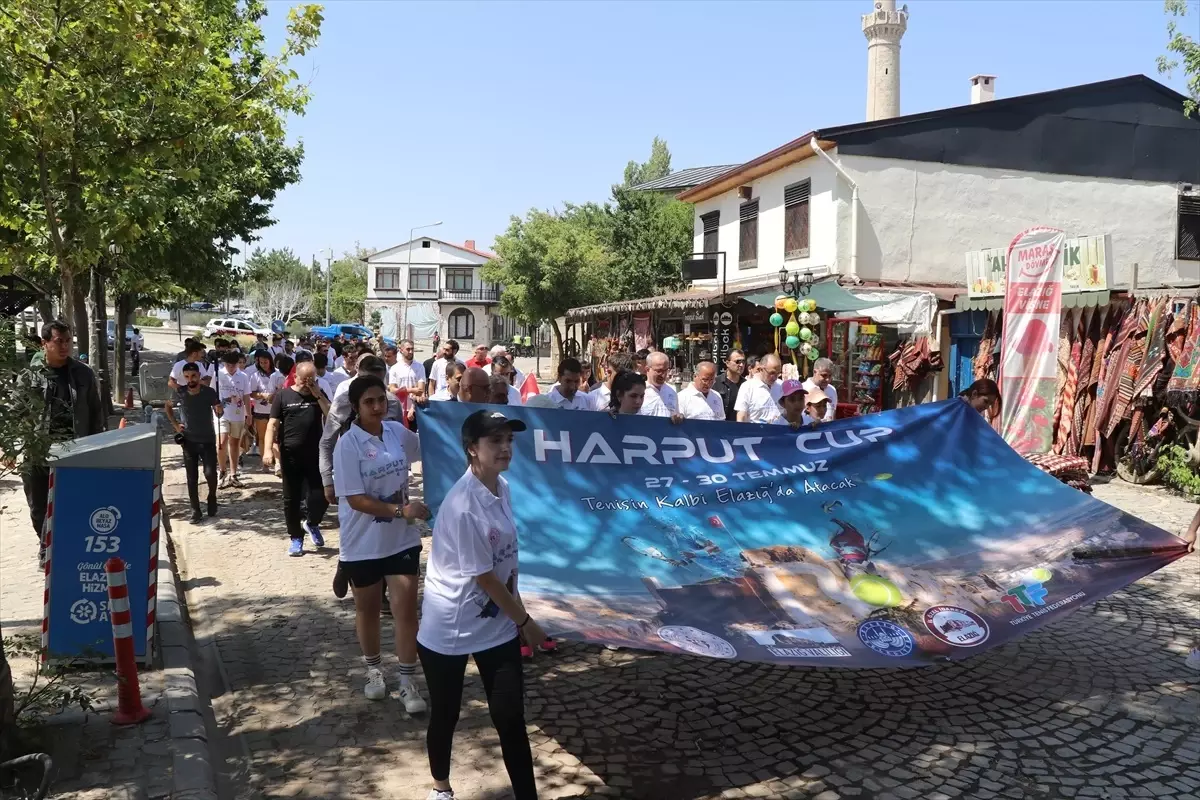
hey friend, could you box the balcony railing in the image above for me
[439,287,501,303]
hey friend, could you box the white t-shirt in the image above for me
[802,378,838,420]
[332,421,422,562]
[389,358,426,390]
[505,384,523,406]
[430,387,455,402]
[214,368,251,423]
[677,385,724,421]
[639,382,678,417]
[324,368,350,395]
[316,374,334,402]
[547,385,592,411]
[170,359,213,385]
[590,383,611,412]
[735,377,782,424]
[418,470,520,656]
[247,368,278,416]
[429,358,466,392]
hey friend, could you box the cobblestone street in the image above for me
[168,452,1200,800]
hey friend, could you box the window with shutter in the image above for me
[1179,195,1200,261]
[784,180,811,260]
[701,211,720,255]
[739,200,758,269]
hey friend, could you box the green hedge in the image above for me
[134,315,164,327]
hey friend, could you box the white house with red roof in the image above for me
[363,237,522,346]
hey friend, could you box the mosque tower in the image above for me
[863,0,909,121]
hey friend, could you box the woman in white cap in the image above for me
[417,409,544,800]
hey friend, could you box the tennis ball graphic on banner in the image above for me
[851,574,904,607]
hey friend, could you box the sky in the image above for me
[253,0,1192,264]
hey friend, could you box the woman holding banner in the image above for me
[417,409,543,800]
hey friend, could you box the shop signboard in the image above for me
[417,399,1189,667]
[998,226,1067,454]
[711,309,735,362]
[965,234,1112,300]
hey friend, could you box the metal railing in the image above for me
[439,287,501,303]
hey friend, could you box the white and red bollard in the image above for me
[105,557,151,724]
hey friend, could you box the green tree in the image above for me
[482,210,609,355]
[622,136,673,188]
[607,185,693,300]
[245,247,310,285]
[308,246,371,323]
[1159,0,1200,115]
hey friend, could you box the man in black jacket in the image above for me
[23,321,107,539]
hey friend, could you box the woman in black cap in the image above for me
[417,409,543,800]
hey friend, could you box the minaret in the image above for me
[863,0,908,121]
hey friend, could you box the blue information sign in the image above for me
[46,467,155,662]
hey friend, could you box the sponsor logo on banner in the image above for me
[657,626,737,659]
[89,506,120,534]
[998,227,1066,454]
[748,628,851,658]
[70,599,99,625]
[924,606,989,647]
[857,620,915,657]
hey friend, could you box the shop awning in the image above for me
[741,278,881,313]
[566,287,721,321]
[955,290,1112,311]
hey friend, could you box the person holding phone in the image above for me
[417,409,542,800]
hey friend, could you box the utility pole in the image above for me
[325,248,332,325]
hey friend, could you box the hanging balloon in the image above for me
[785,319,800,337]
[774,295,789,311]
[805,299,818,313]
[800,342,812,355]
[807,348,819,361]
[785,335,801,349]
[783,297,798,314]
[796,311,808,326]
[799,327,813,342]
[769,312,784,327]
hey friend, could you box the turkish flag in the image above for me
[519,373,540,403]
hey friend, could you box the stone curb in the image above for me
[158,522,219,800]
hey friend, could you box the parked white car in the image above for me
[203,317,272,339]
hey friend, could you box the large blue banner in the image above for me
[418,399,1188,666]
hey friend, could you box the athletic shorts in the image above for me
[252,412,271,421]
[340,544,421,587]
[218,419,246,437]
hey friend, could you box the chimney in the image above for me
[970,74,996,104]
[464,239,476,251]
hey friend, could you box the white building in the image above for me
[679,73,1200,294]
[363,237,523,345]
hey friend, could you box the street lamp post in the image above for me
[402,221,443,340]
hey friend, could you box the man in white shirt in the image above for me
[315,352,345,395]
[486,344,526,387]
[430,361,467,401]
[169,341,214,390]
[388,338,427,395]
[426,340,465,396]
[547,358,592,411]
[735,354,783,424]
[639,351,679,419]
[330,344,359,388]
[214,351,251,487]
[587,351,635,412]
[802,357,839,421]
[677,361,725,421]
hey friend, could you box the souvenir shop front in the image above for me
[564,289,766,382]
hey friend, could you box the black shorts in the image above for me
[340,545,421,587]
[252,412,271,420]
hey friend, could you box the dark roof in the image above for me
[630,165,740,192]
[814,74,1200,184]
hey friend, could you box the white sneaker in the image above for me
[364,667,386,700]
[398,681,427,713]
[426,791,455,800]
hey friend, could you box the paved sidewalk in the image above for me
[171,458,1200,800]
[0,476,173,800]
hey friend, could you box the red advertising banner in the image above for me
[999,227,1066,453]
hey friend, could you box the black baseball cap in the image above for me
[461,409,527,445]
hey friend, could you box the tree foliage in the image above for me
[482,210,609,352]
[622,136,673,188]
[0,0,323,339]
[1158,0,1200,116]
[245,247,310,285]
